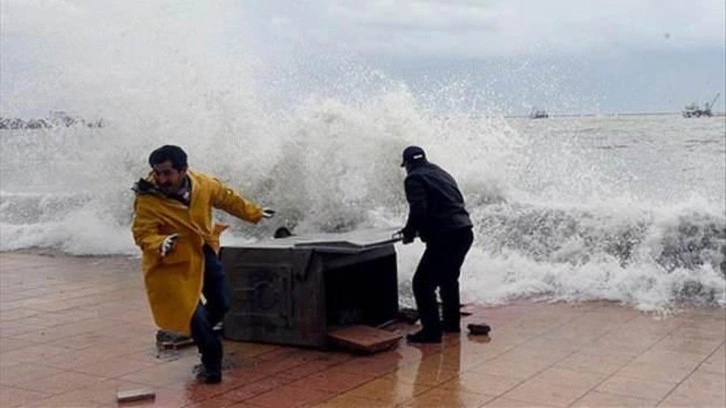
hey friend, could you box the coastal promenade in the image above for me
[1,252,723,407]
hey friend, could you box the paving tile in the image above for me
[288,368,374,394]
[0,385,50,407]
[401,386,495,407]
[122,387,197,407]
[5,326,72,344]
[44,332,123,351]
[394,341,437,358]
[383,359,459,386]
[220,365,272,384]
[502,379,593,407]
[676,321,726,341]
[1,252,724,408]
[594,375,675,402]
[586,333,665,356]
[217,376,288,402]
[332,354,400,376]
[0,322,48,338]
[119,363,194,388]
[517,335,589,353]
[25,391,106,407]
[440,371,522,397]
[632,348,707,369]
[541,316,615,339]
[0,308,41,322]
[228,403,265,408]
[484,396,558,407]
[659,369,726,407]
[272,359,334,382]
[468,355,553,379]
[651,334,723,356]
[698,344,725,375]
[451,334,495,351]
[616,315,683,336]
[311,394,384,408]
[616,361,696,384]
[434,347,493,372]
[54,378,160,405]
[0,337,41,353]
[244,354,309,377]
[0,343,70,364]
[14,370,104,394]
[69,356,157,378]
[343,376,432,405]
[244,383,336,408]
[223,341,280,359]
[184,394,239,408]
[555,349,635,375]
[528,367,607,390]
[40,345,136,369]
[572,390,656,407]
[615,361,696,384]
[0,363,66,386]
[494,342,573,364]
[179,379,247,404]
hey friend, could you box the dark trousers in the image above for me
[413,227,473,335]
[190,245,230,375]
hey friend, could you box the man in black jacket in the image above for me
[399,146,474,343]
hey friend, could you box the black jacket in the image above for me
[402,161,472,242]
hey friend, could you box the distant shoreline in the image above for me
[505,111,726,119]
[1,111,724,129]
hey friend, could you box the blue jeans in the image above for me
[189,245,230,375]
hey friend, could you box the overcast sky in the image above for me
[2,0,724,116]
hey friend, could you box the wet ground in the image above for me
[1,252,724,407]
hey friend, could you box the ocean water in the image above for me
[1,2,724,312]
[1,111,724,312]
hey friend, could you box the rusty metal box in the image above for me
[220,228,400,348]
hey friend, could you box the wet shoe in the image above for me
[194,364,222,384]
[406,330,442,343]
[204,372,222,384]
[193,363,204,377]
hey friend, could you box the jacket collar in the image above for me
[132,171,192,200]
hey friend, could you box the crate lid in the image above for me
[226,227,401,253]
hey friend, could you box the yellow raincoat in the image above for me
[131,170,263,334]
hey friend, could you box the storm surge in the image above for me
[1,2,723,312]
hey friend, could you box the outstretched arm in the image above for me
[209,178,263,223]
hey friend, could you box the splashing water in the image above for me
[1,2,724,312]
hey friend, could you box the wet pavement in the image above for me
[1,252,724,407]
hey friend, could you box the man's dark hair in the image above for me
[148,145,188,170]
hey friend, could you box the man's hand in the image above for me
[395,229,415,245]
[160,234,179,257]
[261,208,275,219]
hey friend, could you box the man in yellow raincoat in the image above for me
[131,145,273,384]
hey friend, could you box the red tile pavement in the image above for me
[1,252,724,407]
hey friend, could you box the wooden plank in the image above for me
[117,388,155,403]
[327,325,402,353]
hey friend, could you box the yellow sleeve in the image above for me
[131,197,166,257]
[209,178,263,224]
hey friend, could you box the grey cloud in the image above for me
[252,0,725,56]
